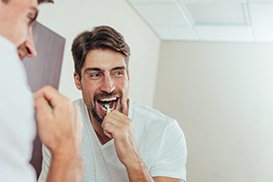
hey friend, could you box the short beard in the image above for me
[91,107,103,124]
[91,99,124,125]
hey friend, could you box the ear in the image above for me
[74,72,82,90]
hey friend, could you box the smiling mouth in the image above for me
[97,97,119,112]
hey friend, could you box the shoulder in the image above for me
[131,102,177,125]
[74,98,85,111]
[74,98,83,105]
[131,102,182,135]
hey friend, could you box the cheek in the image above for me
[18,15,29,34]
[82,86,94,98]
[81,78,96,92]
[82,89,95,109]
[81,83,98,101]
[120,80,129,96]
[15,21,29,46]
[123,78,129,89]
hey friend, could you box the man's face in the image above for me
[74,49,130,124]
[0,0,38,58]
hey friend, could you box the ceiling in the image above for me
[126,0,273,42]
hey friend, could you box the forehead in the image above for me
[12,0,38,7]
[6,0,38,14]
[84,49,127,70]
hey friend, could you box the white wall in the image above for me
[155,41,273,182]
[37,0,160,106]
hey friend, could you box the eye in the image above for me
[88,72,102,80]
[112,70,125,77]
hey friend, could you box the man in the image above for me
[39,25,187,182]
[0,0,83,181]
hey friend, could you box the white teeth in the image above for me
[99,97,117,102]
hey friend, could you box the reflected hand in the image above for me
[102,110,140,168]
[34,86,83,158]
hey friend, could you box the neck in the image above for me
[87,109,111,145]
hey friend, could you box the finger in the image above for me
[35,97,52,117]
[101,122,115,138]
[35,97,53,130]
[34,86,54,99]
[106,111,129,126]
[110,110,128,119]
[104,131,113,139]
[102,114,123,129]
[34,86,67,108]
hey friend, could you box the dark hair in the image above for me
[2,0,54,4]
[71,25,130,77]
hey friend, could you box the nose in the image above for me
[18,29,37,60]
[100,74,115,93]
[24,30,37,58]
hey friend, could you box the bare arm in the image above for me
[102,110,186,182]
[125,158,185,182]
[46,154,83,182]
[34,86,83,182]
[153,177,185,182]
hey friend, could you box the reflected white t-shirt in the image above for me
[0,36,36,182]
[39,98,187,181]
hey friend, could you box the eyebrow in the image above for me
[84,68,101,73]
[112,66,126,71]
[84,66,126,73]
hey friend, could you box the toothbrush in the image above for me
[104,104,113,138]
[105,104,111,114]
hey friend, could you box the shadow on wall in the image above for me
[22,22,65,178]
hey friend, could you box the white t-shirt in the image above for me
[39,98,187,181]
[0,36,36,182]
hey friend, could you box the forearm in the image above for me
[126,160,154,182]
[46,154,83,182]
[126,160,185,182]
